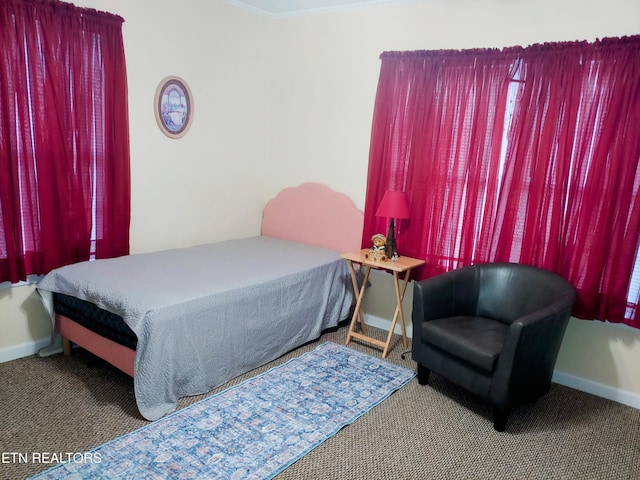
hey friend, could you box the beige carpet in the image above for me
[1,324,639,480]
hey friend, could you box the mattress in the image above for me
[53,293,137,350]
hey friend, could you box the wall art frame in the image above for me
[154,76,194,139]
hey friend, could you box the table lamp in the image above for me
[375,190,410,258]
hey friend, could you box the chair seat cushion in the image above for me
[419,316,509,373]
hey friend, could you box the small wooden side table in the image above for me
[341,249,425,358]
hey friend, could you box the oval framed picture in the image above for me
[154,76,194,139]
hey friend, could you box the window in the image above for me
[0,0,131,284]
[363,37,640,328]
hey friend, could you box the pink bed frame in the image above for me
[57,183,364,377]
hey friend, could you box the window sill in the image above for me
[0,275,44,290]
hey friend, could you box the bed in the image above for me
[37,183,364,421]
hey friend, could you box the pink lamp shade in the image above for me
[374,190,410,258]
[375,190,410,219]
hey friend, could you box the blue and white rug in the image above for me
[30,342,415,480]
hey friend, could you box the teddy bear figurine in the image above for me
[365,233,387,262]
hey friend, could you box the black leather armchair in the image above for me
[411,262,576,431]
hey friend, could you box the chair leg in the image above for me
[492,406,510,432]
[417,364,430,385]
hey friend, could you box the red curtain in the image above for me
[0,0,130,283]
[364,48,518,275]
[363,37,640,328]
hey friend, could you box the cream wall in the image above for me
[1,0,273,357]
[266,0,640,406]
[1,0,639,406]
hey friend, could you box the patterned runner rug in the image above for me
[30,342,415,480]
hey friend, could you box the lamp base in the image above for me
[385,219,400,258]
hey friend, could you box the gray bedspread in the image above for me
[37,236,354,420]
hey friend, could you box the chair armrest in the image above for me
[491,301,572,406]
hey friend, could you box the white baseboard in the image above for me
[365,314,640,410]
[5,320,640,411]
[552,370,640,409]
[0,337,53,363]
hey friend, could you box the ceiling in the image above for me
[225,0,417,18]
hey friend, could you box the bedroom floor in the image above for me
[2,324,639,480]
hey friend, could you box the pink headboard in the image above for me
[261,183,364,253]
